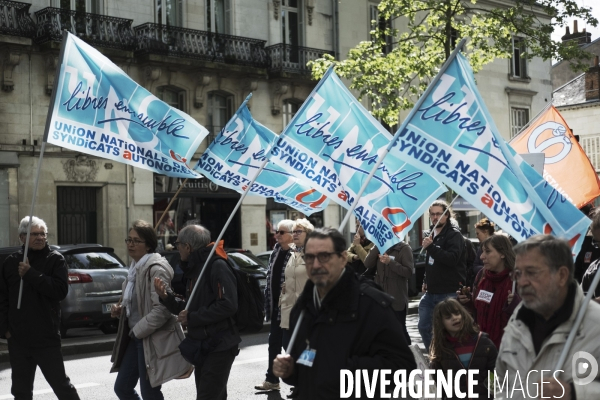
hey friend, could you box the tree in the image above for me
[309,0,598,127]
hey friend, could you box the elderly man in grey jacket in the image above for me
[496,235,600,400]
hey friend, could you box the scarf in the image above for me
[474,268,512,347]
[123,253,152,317]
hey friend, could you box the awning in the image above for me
[0,151,20,168]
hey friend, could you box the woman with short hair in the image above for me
[279,218,315,349]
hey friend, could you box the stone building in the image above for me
[0,0,553,258]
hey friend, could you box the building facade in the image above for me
[0,0,553,260]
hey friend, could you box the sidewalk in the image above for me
[0,296,423,363]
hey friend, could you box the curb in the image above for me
[0,300,421,364]
[0,321,273,364]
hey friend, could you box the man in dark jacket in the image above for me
[155,224,240,400]
[418,200,466,352]
[273,228,416,399]
[0,216,80,400]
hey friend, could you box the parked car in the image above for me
[256,250,272,267]
[0,244,128,337]
[160,248,268,298]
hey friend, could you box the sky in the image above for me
[551,0,600,44]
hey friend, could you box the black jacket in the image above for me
[424,222,466,293]
[575,235,600,283]
[430,332,497,399]
[0,244,68,347]
[161,243,241,352]
[284,268,416,400]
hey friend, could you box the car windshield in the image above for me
[64,252,125,270]
[228,252,263,268]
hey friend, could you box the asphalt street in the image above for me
[0,315,424,399]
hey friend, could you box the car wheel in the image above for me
[99,321,118,334]
[60,323,68,338]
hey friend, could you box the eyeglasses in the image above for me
[275,230,289,235]
[29,232,47,238]
[510,268,544,282]
[125,238,146,245]
[429,212,444,217]
[304,252,340,264]
[174,241,187,248]
[292,230,305,235]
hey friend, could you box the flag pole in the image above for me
[154,178,189,230]
[18,30,69,309]
[338,39,467,238]
[511,102,553,140]
[184,155,271,311]
[554,268,600,371]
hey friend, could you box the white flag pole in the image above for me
[18,31,68,309]
[338,38,467,237]
[554,270,600,372]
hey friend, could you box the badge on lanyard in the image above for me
[297,340,316,367]
[584,252,592,263]
[428,256,434,266]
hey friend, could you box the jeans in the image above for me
[114,337,163,400]
[194,346,239,400]
[265,311,283,384]
[8,339,80,400]
[396,307,411,346]
[418,291,457,352]
[281,328,291,352]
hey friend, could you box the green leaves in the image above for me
[310,0,597,127]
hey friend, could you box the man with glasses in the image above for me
[0,216,80,400]
[418,200,467,353]
[496,235,600,400]
[272,228,416,399]
[255,219,296,392]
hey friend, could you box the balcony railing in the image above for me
[266,44,334,75]
[0,0,35,38]
[34,7,135,50]
[134,23,268,67]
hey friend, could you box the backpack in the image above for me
[226,265,265,333]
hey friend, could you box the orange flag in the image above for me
[510,105,600,208]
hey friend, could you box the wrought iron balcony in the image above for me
[134,23,268,68]
[266,44,334,75]
[34,7,135,50]
[0,0,35,38]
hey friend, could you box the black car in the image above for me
[0,244,128,336]
[160,248,268,298]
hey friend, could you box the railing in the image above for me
[0,0,35,37]
[266,44,334,75]
[34,7,135,50]
[135,23,268,67]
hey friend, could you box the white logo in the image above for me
[572,351,598,385]
[526,122,572,164]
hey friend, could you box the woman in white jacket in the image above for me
[279,218,314,349]
[110,220,190,400]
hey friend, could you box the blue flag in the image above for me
[195,95,329,215]
[389,52,589,254]
[45,32,207,178]
[274,68,446,250]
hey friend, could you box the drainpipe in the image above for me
[29,52,33,146]
[332,0,339,60]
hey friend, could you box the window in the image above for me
[369,3,392,54]
[283,99,301,129]
[511,37,528,79]
[282,0,303,47]
[510,107,529,138]
[206,0,231,34]
[156,0,183,27]
[581,135,600,171]
[60,0,101,13]
[158,86,185,111]
[207,91,234,143]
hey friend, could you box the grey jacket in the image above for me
[496,285,600,399]
[110,253,191,387]
[365,242,413,311]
